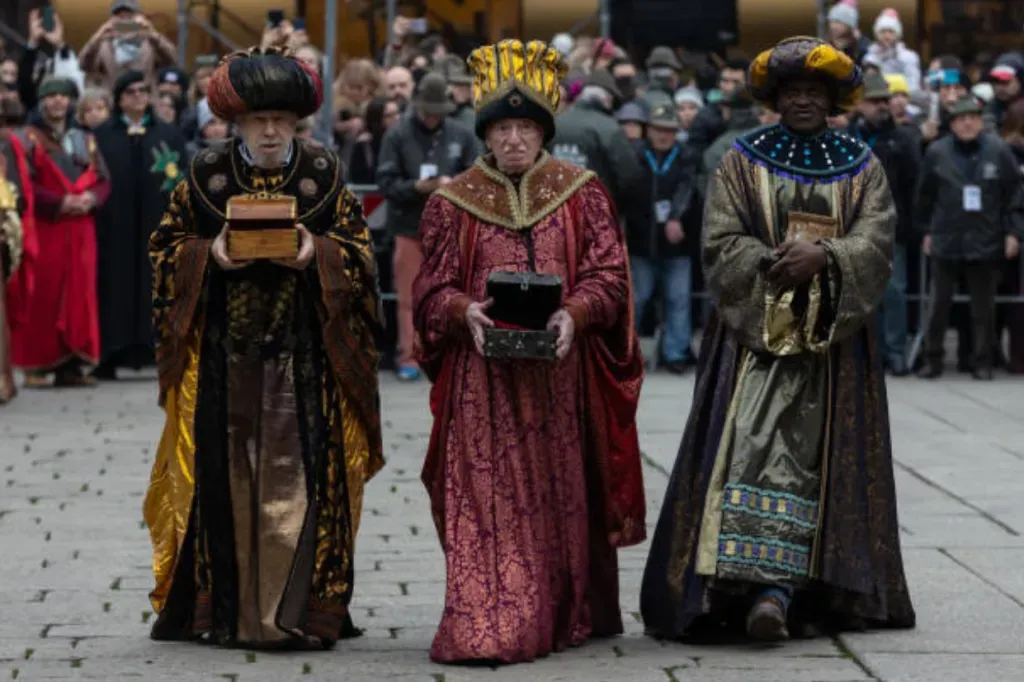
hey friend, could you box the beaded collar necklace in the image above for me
[734,123,872,183]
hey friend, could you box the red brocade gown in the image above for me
[413,155,646,664]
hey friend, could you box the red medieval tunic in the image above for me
[11,126,110,371]
[413,153,646,663]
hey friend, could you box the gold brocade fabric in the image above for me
[467,39,565,114]
[435,153,594,232]
[694,165,848,585]
[144,330,200,613]
[762,178,840,356]
[147,149,384,634]
[0,180,22,274]
[340,390,371,538]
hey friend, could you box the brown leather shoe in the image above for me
[746,597,790,642]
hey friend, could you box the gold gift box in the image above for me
[226,196,299,261]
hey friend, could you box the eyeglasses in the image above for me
[124,85,150,96]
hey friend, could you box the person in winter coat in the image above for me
[183,98,229,160]
[998,98,1024,373]
[375,73,479,382]
[827,0,871,66]
[684,59,747,156]
[616,101,647,142]
[700,89,777,193]
[851,73,921,375]
[987,53,1024,133]
[18,8,86,111]
[629,104,700,372]
[550,69,646,229]
[673,86,704,144]
[78,0,177,92]
[917,96,1024,380]
[864,9,921,92]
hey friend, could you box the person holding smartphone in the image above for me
[17,6,86,110]
[78,0,177,92]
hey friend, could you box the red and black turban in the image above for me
[207,47,323,121]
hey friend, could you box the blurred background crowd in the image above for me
[0,0,1022,393]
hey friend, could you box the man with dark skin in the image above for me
[764,77,834,289]
[642,36,913,645]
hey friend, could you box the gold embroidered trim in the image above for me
[230,140,302,192]
[190,141,341,223]
[435,153,595,232]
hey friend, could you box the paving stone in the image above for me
[3,371,1024,680]
[842,548,1024,655]
[859,653,1024,682]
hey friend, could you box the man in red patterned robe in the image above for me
[413,39,646,665]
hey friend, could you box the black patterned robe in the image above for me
[143,138,384,647]
[641,125,916,637]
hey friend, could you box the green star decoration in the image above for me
[149,141,182,193]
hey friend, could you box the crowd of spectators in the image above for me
[0,0,1021,382]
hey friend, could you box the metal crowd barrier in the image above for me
[346,184,1024,358]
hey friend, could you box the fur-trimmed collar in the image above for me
[435,152,595,231]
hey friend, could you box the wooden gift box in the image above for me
[226,196,299,261]
[482,271,562,361]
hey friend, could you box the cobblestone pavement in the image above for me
[2,370,1024,682]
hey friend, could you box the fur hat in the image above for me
[827,0,859,30]
[207,47,322,121]
[873,8,903,39]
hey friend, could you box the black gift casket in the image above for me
[483,271,562,361]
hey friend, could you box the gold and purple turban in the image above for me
[748,36,863,113]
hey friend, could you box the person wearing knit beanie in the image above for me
[827,1,871,65]
[873,8,903,42]
[827,0,859,31]
[865,7,922,91]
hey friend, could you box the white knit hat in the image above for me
[673,86,705,109]
[827,0,859,30]
[873,8,903,38]
[551,33,574,58]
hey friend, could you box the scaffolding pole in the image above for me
[320,0,338,144]
[177,0,189,68]
[386,0,396,52]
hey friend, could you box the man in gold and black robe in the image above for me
[143,47,383,649]
[641,37,915,643]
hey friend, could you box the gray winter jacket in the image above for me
[917,132,1024,261]
[375,115,480,238]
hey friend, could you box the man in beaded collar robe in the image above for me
[641,36,915,643]
[412,39,646,664]
[143,47,383,650]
